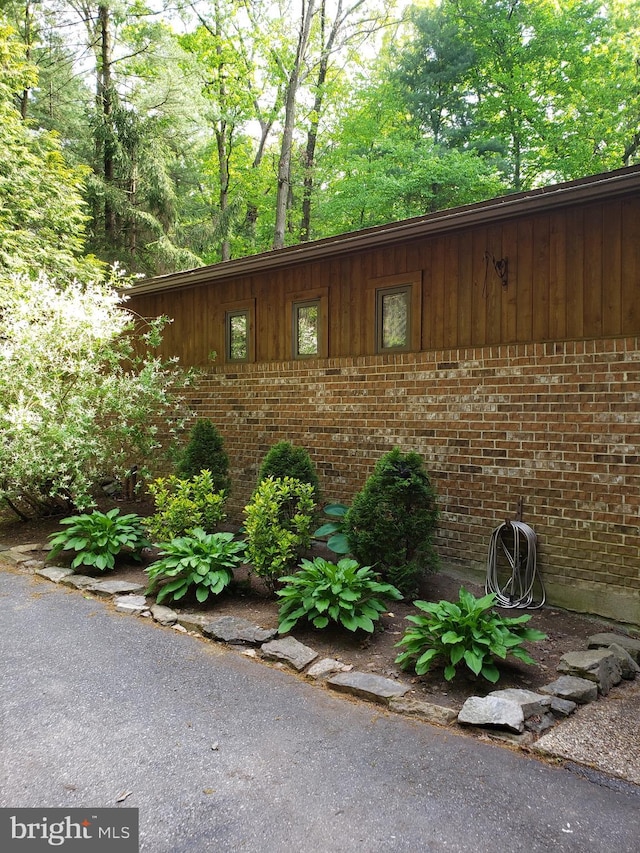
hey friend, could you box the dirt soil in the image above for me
[0,499,625,713]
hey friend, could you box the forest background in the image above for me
[1,0,640,280]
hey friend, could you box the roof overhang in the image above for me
[128,165,640,297]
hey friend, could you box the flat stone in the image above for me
[588,632,640,663]
[90,579,146,597]
[59,574,97,589]
[524,711,556,734]
[260,636,318,671]
[388,696,458,725]
[203,615,277,645]
[457,696,524,733]
[549,696,578,717]
[326,671,410,704]
[487,688,551,718]
[557,649,622,695]
[114,594,148,614]
[35,566,75,583]
[10,543,42,553]
[539,675,598,704]
[176,612,211,633]
[607,643,640,680]
[150,603,178,626]
[306,658,353,680]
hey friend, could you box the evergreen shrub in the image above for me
[344,448,439,596]
[177,419,230,493]
[258,441,319,503]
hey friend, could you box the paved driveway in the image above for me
[1,569,638,852]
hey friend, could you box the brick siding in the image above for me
[183,336,640,625]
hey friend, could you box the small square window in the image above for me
[377,286,411,351]
[226,310,249,361]
[293,300,319,357]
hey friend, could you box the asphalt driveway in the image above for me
[1,568,638,852]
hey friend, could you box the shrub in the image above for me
[145,529,245,604]
[277,557,403,634]
[177,419,230,493]
[144,470,227,543]
[395,587,547,684]
[48,508,150,572]
[344,448,439,595]
[313,503,350,555]
[243,476,316,592]
[258,441,320,503]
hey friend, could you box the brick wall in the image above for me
[184,336,640,626]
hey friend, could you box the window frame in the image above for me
[368,272,423,354]
[288,288,328,359]
[224,299,255,363]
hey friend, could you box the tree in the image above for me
[0,270,195,518]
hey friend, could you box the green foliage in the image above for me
[395,587,547,684]
[243,476,316,592]
[258,441,320,503]
[313,503,350,555]
[144,470,227,542]
[48,508,150,572]
[344,448,439,596]
[277,557,403,634]
[145,529,245,604]
[177,419,231,493]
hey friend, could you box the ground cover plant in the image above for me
[145,529,245,604]
[277,556,403,634]
[48,508,150,572]
[395,586,547,684]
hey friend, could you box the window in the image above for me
[376,286,412,351]
[293,300,320,357]
[226,309,250,362]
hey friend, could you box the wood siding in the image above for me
[129,194,640,367]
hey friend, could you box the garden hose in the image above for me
[485,520,545,609]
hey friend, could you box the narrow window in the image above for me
[377,286,411,351]
[226,310,249,361]
[293,299,319,357]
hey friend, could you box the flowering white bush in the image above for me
[0,271,195,518]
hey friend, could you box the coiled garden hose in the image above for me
[485,520,545,609]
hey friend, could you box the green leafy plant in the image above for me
[144,470,227,542]
[395,587,547,683]
[243,476,316,592]
[258,441,320,503]
[313,503,350,555]
[145,529,246,604]
[277,557,403,634]
[344,448,439,595]
[48,508,150,572]
[177,419,231,493]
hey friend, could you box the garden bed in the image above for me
[0,499,614,712]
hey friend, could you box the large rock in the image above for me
[175,612,211,634]
[203,615,277,645]
[261,636,318,671]
[150,603,178,626]
[457,696,525,733]
[327,671,410,704]
[114,594,148,614]
[36,566,75,583]
[557,649,622,695]
[488,688,551,718]
[607,643,640,680]
[388,696,458,725]
[90,579,146,597]
[306,658,353,680]
[588,632,640,664]
[539,675,598,704]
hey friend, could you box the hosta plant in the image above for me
[145,529,246,604]
[395,587,546,684]
[48,508,150,572]
[277,557,403,634]
[313,503,350,555]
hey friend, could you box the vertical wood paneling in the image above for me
[532,215,550,341]
[583,205,603,338]
[501,221,518,342]
[548,211,567,340]
[565,207,584,339]
[485,224,504,344]
[602,201,622,337]
[471,227,488,345]
[455,234,472,346]
[516,218,534,341]
[621,198,639,335]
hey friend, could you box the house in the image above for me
[127,165,640,626]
